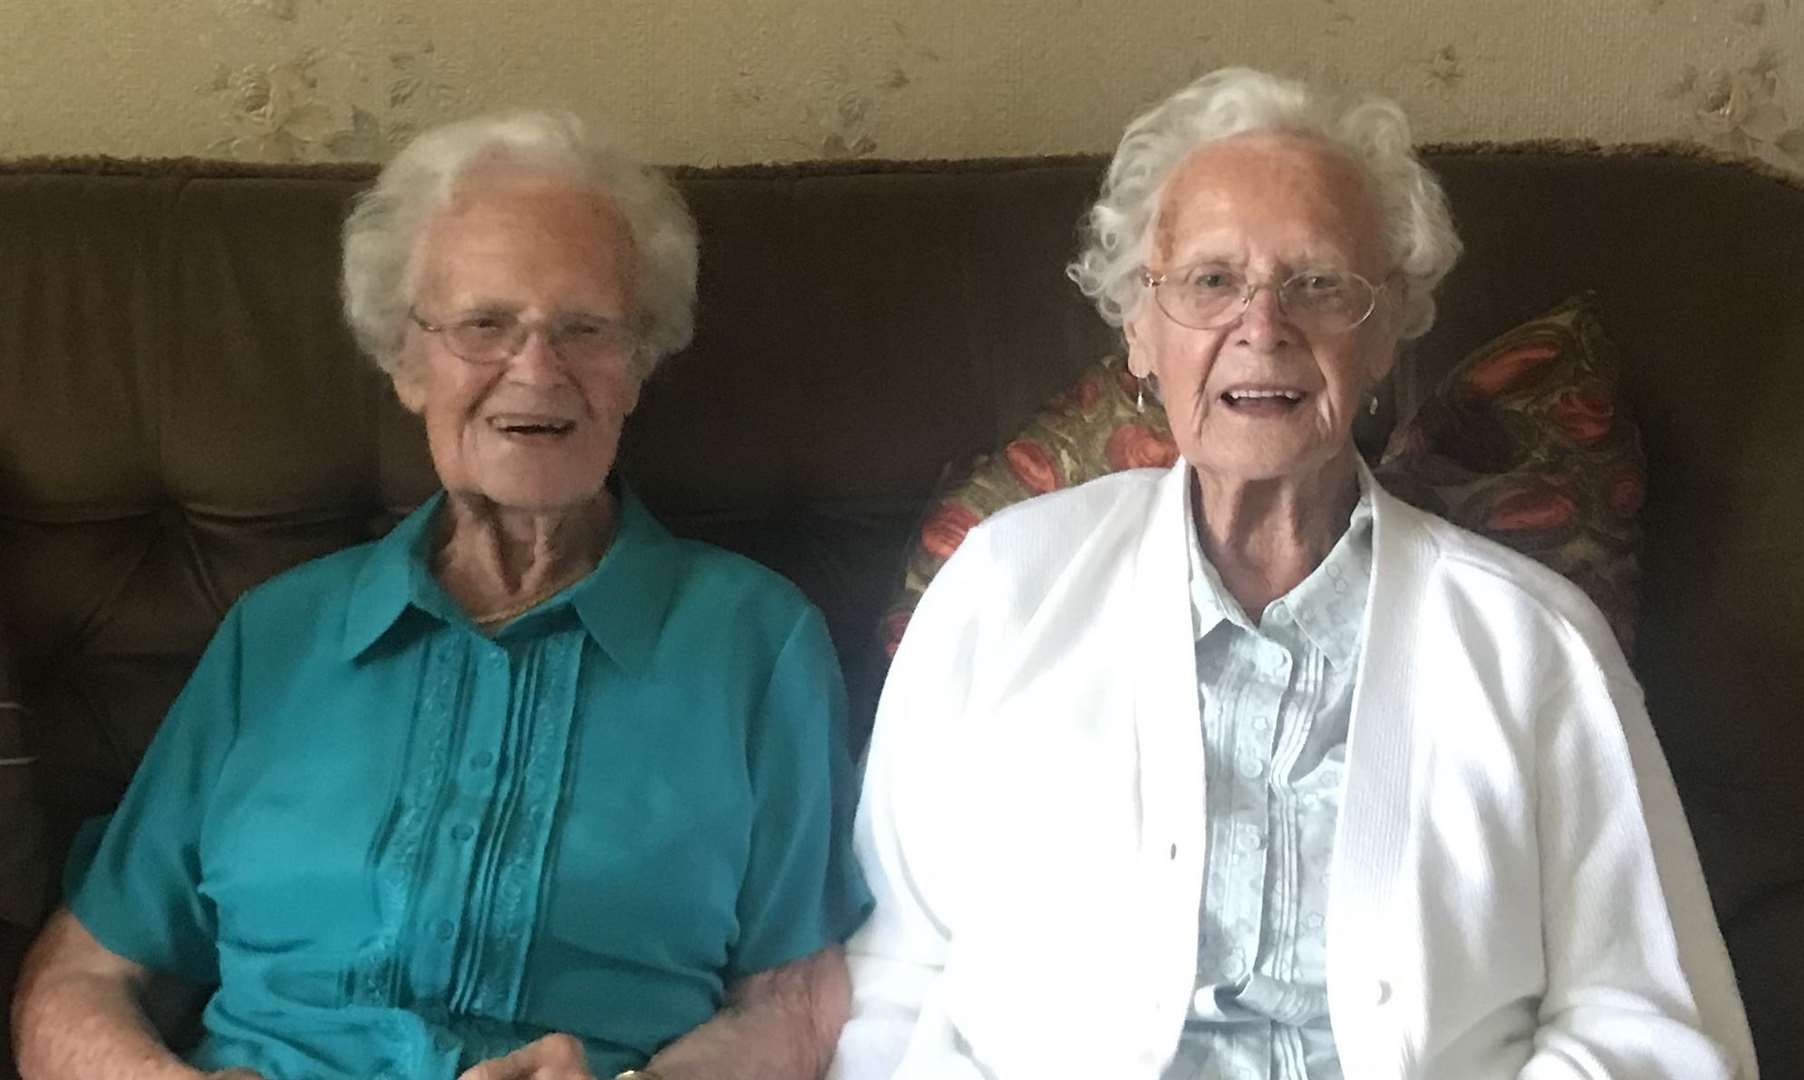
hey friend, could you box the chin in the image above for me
[1191,446,1345,487]
[470,479,607,514]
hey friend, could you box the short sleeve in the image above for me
[65,605,247,986]
[727,605,873,980]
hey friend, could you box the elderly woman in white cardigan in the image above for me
[832,68,1757,1080]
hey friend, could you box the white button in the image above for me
[1373,979,1392,1005]
[1191,988,1211,1013]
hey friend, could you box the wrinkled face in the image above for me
[394,172,643,513]
[1125,133,1401,487]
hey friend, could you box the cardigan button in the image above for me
[1373,979,1392,1005]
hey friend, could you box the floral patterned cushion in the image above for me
[1378,294,1643,651]
[880,356,1178,657]
[882,295,1643,659]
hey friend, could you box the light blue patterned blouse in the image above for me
[1163,479,1374,1080]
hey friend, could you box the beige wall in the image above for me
[1,0,1800,176]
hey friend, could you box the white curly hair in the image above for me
[1068,67,1462,340]
[341,110,698,377]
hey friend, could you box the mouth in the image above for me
[488,414,577,438]
[1219,387,1308,415]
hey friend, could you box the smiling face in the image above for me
[394,171,644,513]
[1125,133,1401,489]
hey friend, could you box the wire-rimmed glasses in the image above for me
[408,309,640,367]
[1141,263,1386,335]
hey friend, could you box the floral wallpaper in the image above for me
[186,0,452,161]
[0,0,1799,176]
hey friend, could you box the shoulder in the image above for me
[945,468,1165,593]
[239,541,375,608]
[656,534,819,634]
[899,468,1166,667]
[1374,488,1630,677]
[614,489,818,638]
[977,467,1165,548]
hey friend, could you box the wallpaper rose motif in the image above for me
[195,2,446,163]
[1667,51,1804,165]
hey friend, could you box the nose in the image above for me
[1232,283,1293,351]
[504,326,570,385]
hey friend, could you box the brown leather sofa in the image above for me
[2,148,1800,1076]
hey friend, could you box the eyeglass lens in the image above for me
[1154,267,1376,332]
[436,314,634,365]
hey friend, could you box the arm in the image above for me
[1520,624,1758,1079]
[18,610,250,1079]
[12,908,249,1080]
[644,946,850,1079]
[830,544,990,1080]
[457,949,847,1080]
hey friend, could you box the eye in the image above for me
[551,316,636,358]
[453,314,515,341]
[1298,272,1345,293]
[557,319,608,339]
[554,317,628,343]
[1181,265,1240,292]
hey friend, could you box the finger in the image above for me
[531,1032,589,1068]
[457,1033,592,1080]
[455,1060,512,1080]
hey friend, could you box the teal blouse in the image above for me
[67,490,872,1080]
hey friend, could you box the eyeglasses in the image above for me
[408,309,640,367]
[1140,263,1387,334]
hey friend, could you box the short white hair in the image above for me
[1068,67,1462,339]
[341,110,699,376]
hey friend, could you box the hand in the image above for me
[457,1033,597,1080]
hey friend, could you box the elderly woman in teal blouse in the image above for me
[14,112,870,1080]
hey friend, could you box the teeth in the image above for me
[1226,390,1303,401]
[494,417,574,434]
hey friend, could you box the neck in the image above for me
[1191,449,1362,621]
[433,489,617,623]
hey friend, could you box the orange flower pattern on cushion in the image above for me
[1376,293,1643,652]
[879,355,1177,658]
[880,296,1643,660]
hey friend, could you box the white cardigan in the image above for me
[833,462,1757,1080]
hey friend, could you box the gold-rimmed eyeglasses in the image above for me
[408,309,640,367]
[1141,263,1387,335]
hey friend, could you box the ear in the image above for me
[1365,334,1403,387]
[1123,313,1155,379]
[1367,311,1407,386]
[1365,279,1409,383]
[621,369,645,417]
[390,358,428,415]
